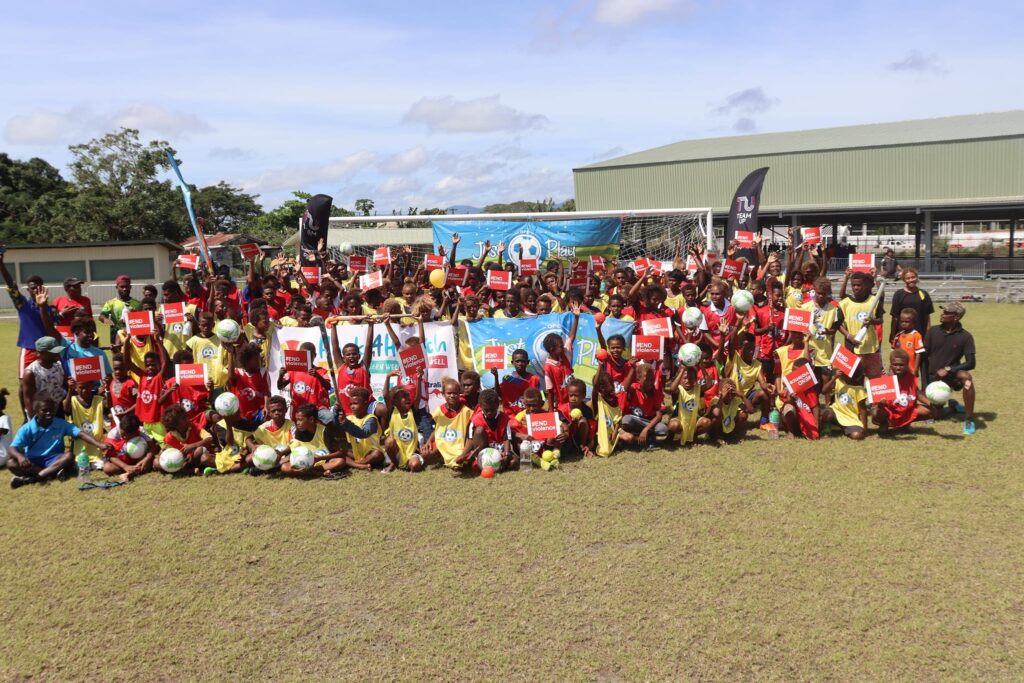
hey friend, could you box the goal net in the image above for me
[319,208,713,269]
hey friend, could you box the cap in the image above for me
[115,275,131,285]
[35,336,66,354]
[941,301,966,318]
[63,276,83,288]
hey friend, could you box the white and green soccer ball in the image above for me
[123,436,148,460]
[682,307,704,330]
[678,342,702,367]
[159,447,185,473]
[214,392,240,416]
[731,289,755,313]
[925,380,952,404]
[214,318,241,343]
[477,447,502,471]
[290,446,314,471]
[252,445,278,471]
[339,242,354,255]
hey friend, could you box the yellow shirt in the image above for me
[802,300,839,367]
[830,377,866,428]
[492,309,525,319]
[161,303,197,359]
[186,335,229,388]
[838,296,882,355]
[675,383,703,444]
[719,396,742,434]
[595,394,621,457]
[253,419,295,448]
[124,337,156,383]
[785,286,805,308]
[290,424,330,458]
[432,405,472,467]
[665,292,687,311]
[727,352,761,396]
[386,409,419,468]
[278,316,299,328]
[70,395,106,462]
[243,321,278,364]
[346,414,381,460]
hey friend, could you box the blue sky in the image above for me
[2,0,1021,213]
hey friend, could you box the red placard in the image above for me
[360,272,384,291]
[589,255,606,271]
[866,375,899,404]
[720,259,746,281]
[735,231,755,248]
[482,346,505,369]
[176,253,199,270]
[487,270,513,291]
[782,308,812,334]
[424,254,445,271]
[445,266,468,287]
[567,274,589,292]
[648,260,664,276]
[631,335,664,361]
[633,258,650,278]
[70,356,103,383]
[348,255,368,272]
[850,253,875,273]
[399,345,426,376]
[525,412,560,440]
[685,255,701,272]
[238,243,263,260]
[373,246,392,266]
[174,363,208,387]
[161,302,187,324]
[782,363,817,395]
[572,261,590,277]
[55,325,74,343]
[704,252,719,264]
[301,266,321,285]
[640,317,673,338]
[801,227,822,245]
[126,311,155,337]
[830,344,861,376]
[283,348,312,372]
[519,258,538,276]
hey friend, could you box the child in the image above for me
[382,312,432,438]
[281,403,347,477]
[424,377,474,470]
[159,349,213,430]
[331,317,386,423]
[245,396,294,472]
[460,371,481,411]
[801,276,840,372]
[619,362,668,450]
[341,387,386,471]
[871,348,933,434]
[838,270,885,379]
[64,378,106,468]
[121,329,172,441]
[555,378,594,459]
[821,364,868,441]
[777,358,820,440]
[666,366,712,446]
[159,404,215,475]
[752,278,786,385]
[103,413,158,481]
[542,303,581,411]
[591,370,625,457]
[491,348,541,419]
[382,379,423,471]
[106,353,138,421]
[186,311,229,390]
[511,387,569,468]
[63,317,112,385]
[462,389,515,472]
[0,389,10,465]
[22,336,67,419]
[891,308,925,376]
[723,331,772,427]
[595,331,630,396]
[7,398,110,488]
[711,379,753,444]
[277,341,330,419]
[227,342,270,431]
[696,344,720,411]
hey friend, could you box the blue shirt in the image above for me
[6,286,57,351]
[10,417,80,468]
[62,342,113,380]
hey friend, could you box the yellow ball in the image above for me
[429,268,446,289]
[570,408,583,420]
[541,450,555,462]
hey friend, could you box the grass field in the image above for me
[1,306,1022,681]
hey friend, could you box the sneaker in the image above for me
[10,475,34,489]
[962,419,976,435]
[948,399,966,414]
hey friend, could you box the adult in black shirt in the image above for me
[889,268,934,341]
[923,302,976,434]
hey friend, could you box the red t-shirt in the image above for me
[288,370,329,417]
[753,304,786,361]
[601,357,630,395]
[135,374,163,423]
[497,373,540,418]
[53,295,93,325]
[626,382,664,419]
[162,378,209,423]
[882,372,919,429]
[543,354,574,406]
[163,424,203,450]
[230,368,269,420]
[790,387,820,439]
[697,364,720,409]
[110,378,138,417]
[470,411,511,449]
[701,302,737,342]
[336,365,373,415]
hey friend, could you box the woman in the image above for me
[889,267,934,340]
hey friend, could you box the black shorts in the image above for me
[760,359,777,382]
[929,374,964,391]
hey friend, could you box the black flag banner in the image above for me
[725,167,769,247]
[299,194,333,266]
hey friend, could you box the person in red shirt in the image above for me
[696,344,720,410]
[331,317,387,424]
[619,362,668,450]
[260,274,292,321]
[53,277,93,325]
[492,349,541,419]
[595,333,630,397]
[277,342,329,419]
[700,282,737,350]
[872,349,934,433]
[228,343,269,430]
[120,328,172,439]
[778,358,820,439]
[465,389,515,472]
[753,279,786,382]
[159,403,215,474]
[159,350,213,431]
[106,354,138,421]
[102,413,158,481]
[555,378,594,458]
[542,303,581,411]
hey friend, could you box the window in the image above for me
[17,260,87,284]
[90,258,155,281]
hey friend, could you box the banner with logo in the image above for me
[726,167,770,252]
[464,312,635,390]
[268,322,457,412]
[432,218,622,269]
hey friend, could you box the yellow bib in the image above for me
[595,394,621,457]
[386,409,418,468]
[728,353,761,396]
[253,419,295,448]
[346,414,381,460]
[830,377,866,428]
[802,300,838,366]
[432,406,472,467]
[675,384,703,444]
[290,424,330,457]
[71,395,106,462]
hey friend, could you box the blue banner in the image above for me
[432,218,622,268]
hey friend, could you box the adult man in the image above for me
[53,276,93,325]
[879,248,899,280]
[98,275,141,345]
[923,302,977,435]
[7,398,110,488]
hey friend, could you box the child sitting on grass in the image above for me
[871,348,934,435]
[103,413,159,481]
[7,398,111,489]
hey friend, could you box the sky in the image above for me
[2,0,1022,214]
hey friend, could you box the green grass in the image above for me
[1,307,1022,680]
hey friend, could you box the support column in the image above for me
[914,215,922,260]
[1010,215,1017,260]
[924,210,934,273]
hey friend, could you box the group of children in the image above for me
[2,230,968,488]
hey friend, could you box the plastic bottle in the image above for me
[76,451,91,484]
[767,408,781,440]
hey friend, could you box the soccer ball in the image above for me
[252,445,278,471]
[214,392,240,416]
[678,342,702,367]
[214,318,241,343]
[925,381,952,404]
[682,307,704,330]
[159,448,185,473]
[477,447,502,471]
[290,447,314,471]
[506,233,542,266]
[123,436,148,460]
[339,241,354,255]
[731,290,755,313]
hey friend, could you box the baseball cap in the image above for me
[115,275,131,285]
[63,276,83,288]
[941,302,966,318]
[35,336,66,354]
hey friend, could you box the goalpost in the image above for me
[318,208,715,266]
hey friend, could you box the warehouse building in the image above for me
[573,111,1024,274]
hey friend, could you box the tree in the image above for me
[0,154,72,243]
[192,181,263,233]
[55,128,186,242]
[483,198,559,214]
[355,198,374,216]
[560,198,576,211]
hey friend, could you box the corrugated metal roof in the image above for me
[578,110,1024,170]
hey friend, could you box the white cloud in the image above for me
[887,50,950,76]
[238,151,377,193]
[379,145,430,173]
[4,109,76,145]
[208,146,257,161]
[592,0,691,26]
[531,0,698,51]
[402,95,548,134]
[110,104,212,137]
[712,87,779,117]
[4,103,212,145]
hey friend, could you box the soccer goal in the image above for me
[319,208,714,267]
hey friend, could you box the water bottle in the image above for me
[76,451,91,484]
[768,408,781,440]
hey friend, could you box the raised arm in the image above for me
[476,240,491,269]
[362,318,375,371]
[448,232,460,268]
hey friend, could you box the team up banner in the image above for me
[464,312,635,389]
[432,219,622,269]
[269,322,458,412]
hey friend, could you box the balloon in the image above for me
[429,269,446,289]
